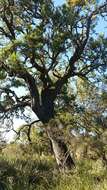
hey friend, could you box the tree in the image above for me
[0,0,107,171]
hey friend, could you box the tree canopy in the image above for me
[0,0,107,126]
[0,0,107,173]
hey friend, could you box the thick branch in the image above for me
[0,87,19,102]
[2,13,15,40]
[0,101,30,114]
[0,61,40,112]
[0,27,12,39]
[30,49,53,87]
[76,63,106,77]
[53,3,107,96]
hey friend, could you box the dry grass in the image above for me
[0,143,107,190]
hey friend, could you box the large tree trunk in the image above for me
[33,108,75,171]
[47,121,75,172]
[32,89,75,172]
[49,135,75,172]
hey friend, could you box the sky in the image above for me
[5,0,107,142]
[5,0,66,142]
[55,0,107,35]
[54,0,65,6]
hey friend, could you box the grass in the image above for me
[0,143,107,190]
[53,160,107,190]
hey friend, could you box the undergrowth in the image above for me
[0,143,107,190]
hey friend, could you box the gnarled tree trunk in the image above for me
[32,88,75,172]
[47,121,75,172]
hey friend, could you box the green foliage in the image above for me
[0,0,107,189]
[0,0,106,123]
[0,70,7,80]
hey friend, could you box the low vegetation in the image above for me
[0,137,107,190]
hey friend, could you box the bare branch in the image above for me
[14,119,40,142]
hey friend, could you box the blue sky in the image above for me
[5,0,107,142]
[54,0,65,6]
[54,0,107,36]
[54,0,105,5]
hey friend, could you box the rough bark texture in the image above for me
[31,87,75,172]
[47,122,75,172]
[50,136,75,171]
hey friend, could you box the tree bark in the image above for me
[47,122,75,172]
[32,88,75,172]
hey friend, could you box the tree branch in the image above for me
[53,2,107,96]
[0,61,40,112]
[14,119,40,143]
[2,12,15,40]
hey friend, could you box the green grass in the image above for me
[52,159,107,190]
[0,143,107,190]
